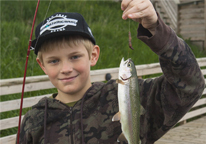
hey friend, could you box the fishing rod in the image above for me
[16,0,40,143]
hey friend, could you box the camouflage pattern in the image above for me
[18,14,205,144]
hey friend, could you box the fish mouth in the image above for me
[120,76,131,81]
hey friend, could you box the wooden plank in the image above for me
[180,33,205,38]
[179,19,205,25]
[178,107,206,122]
[179,31,205,36]
[0,116,23,130]
[180,1,204,9]
[180,0,201,3]
[0,134,16,144]
[202,69,206,75]
[179,29,206,33]
[0,81,55,95]
[179,24,205,31]
[198,58,206,67]
[179,13,204,20]
[0,94,51,113]
[192,98,206,108]
[202,87,206,95]
[179,7,204,14]
[180,37,205,41]
[0,75,50,86]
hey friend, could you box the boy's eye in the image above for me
[49,59,59,64]
[71,55,80,60]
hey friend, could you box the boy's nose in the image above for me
[60,61,73,74]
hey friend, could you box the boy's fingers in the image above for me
[121,0,157,30]
[122,0,147,20]
[121,0,130,10]
[129,8,148,20]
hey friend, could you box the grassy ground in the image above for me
[1,0,206,137]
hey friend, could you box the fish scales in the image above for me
[113,58,141,144]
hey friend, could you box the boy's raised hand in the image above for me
[121,0,158,35]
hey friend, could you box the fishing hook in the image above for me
[128,19,134,50]
[129,31,134,50]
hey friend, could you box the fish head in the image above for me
[119,58,137,82]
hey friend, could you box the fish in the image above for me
[112,58,142,144]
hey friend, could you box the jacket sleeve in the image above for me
[137,13,205,143]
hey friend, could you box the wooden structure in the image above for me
[153,0,206,50]
[156,116,206,144]
[0,57,206,144]
[177,0,205,49]
[152,0,178,31]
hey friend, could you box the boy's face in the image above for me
[36,42,99,101]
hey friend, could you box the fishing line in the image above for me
[30,0,52,76]
[33,0,52,50]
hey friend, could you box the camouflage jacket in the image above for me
[19,15,205,144]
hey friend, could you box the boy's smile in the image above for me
[59,75,79,83]
[37,42,99,103]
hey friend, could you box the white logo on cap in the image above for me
[87,27,94,37]
[40,14,78,35]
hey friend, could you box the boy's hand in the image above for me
[121,0,158,35]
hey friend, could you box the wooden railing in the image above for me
[1,57,206,144]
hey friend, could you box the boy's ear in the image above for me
[36,58,47,75]
[90,45,100,66]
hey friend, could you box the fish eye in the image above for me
[128,63,131,67]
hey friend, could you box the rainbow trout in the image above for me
[113,58,141,144]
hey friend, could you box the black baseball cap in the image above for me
[31,12,96,55]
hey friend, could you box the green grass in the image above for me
[1,0,206,138]
[1,0,205,79]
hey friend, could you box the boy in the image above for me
[19,0,205,144]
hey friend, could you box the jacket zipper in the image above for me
[70,107,74,144]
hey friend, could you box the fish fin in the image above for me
[117,133,128,143]
[116,79,124,85]
[112,112,121,121]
